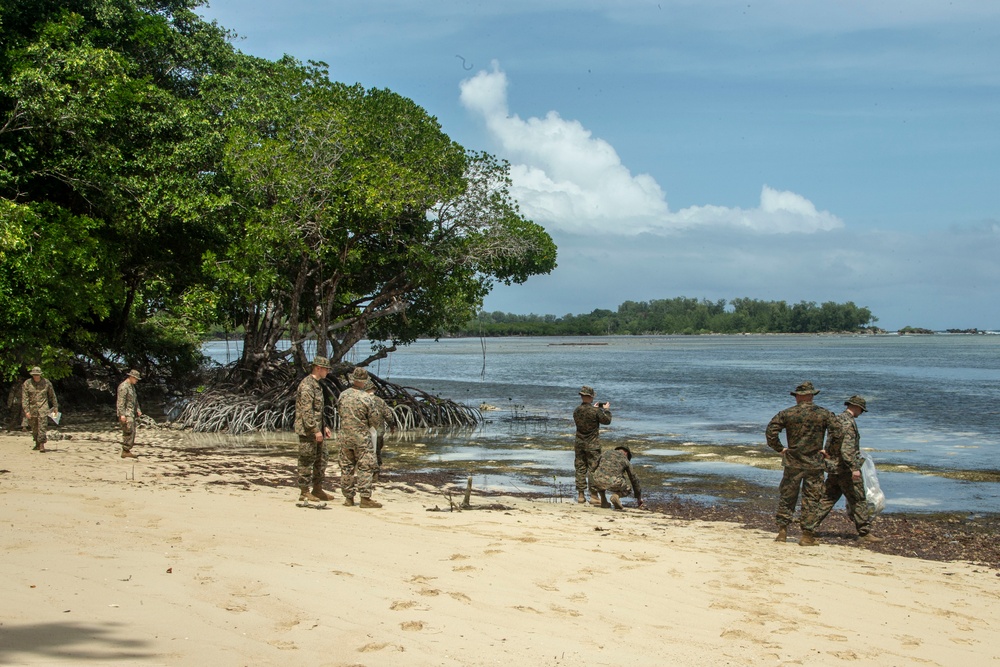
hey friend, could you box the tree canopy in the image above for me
[0,0,557,384]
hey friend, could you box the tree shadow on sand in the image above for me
[0,622,155,663]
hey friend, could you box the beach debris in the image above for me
[295,500,329,510]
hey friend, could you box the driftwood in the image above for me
[174,362,481,434]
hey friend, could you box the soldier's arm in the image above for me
[597,406,612,425]
[297,385,320,434]
[626,465,643,505]
[765,413,785,452]
[824,411,845,455]
[841,422,864,471]
[21,382,29,415]
[47,382,58,412]
[116,386,127,417]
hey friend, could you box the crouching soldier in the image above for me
[592,445,645,510]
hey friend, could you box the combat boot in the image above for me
[775,527,787,542]
[343,496,356,507]
[577,491,586,504]
[311,487,331,501]
[609,493,624,510]
[798,530,819,547]
[121,450,136,459]
[359,497,383,509]
[858,533,884,544]
[590,492,601,506]
[298,490,321,502]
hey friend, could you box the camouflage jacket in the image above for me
[22,378,57,415]
[294,374,325,437]
[116,380,140,419]
[573,402,612,445]
[337,387,380,448]
[827,410,865,472]
[765,401,844,471]
[370,394,393,434]
[592,448,642,502]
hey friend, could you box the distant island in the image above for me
[452,297,881,336]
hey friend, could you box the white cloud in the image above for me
[460,63,843,235]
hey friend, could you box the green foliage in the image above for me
[460,298,878,336]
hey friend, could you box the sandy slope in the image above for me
[1,430,998,666]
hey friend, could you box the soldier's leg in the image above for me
[846,477,874,536]
[775,467,802,528]
[798,471,827,533]
[122,419,136,452]
[608,476,633,498]
[29,416,42,448]
[811,472,847,531]
[573,441,588,493]
[355,446,378,499]
[297,436,318,492]
[339,445,359,499]
[312,440,329,488]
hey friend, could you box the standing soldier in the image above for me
[766,381,843,546]
[116,370,143,458]
[365,380,393,479]
[337,367,382,508]
[592,445,645,510]
[22,366,58,452]
[293,357,333,502]
[813,396,883,543]
[573,386,612,505]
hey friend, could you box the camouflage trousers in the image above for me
[574,441,601,493]
[29,415,47,447]
[122,418,136,452]
[808,468,873,535]
[594,473,633,498]
[297,436,329,490]
[775,466,825,529]
[339,442,377,499]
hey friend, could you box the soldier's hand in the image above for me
[314,431,324,443]
[119,416,127,423]
[323,427,333,438]
[24,412,30,419]
[137,410,142,417]
[852,470,862,482]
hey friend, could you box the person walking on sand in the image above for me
[573,385,612,505]
[22,366,58,452]
[813,396,883,544]
[116,370,142,458]
[592,445,645,510]
[294,356,333,502]
[337,367,383,508]
[766,381,843,546]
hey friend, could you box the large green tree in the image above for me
[210,60,556,387]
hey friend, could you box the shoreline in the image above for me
[3,428,1000,665]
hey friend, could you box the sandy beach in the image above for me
[2,427,998,667]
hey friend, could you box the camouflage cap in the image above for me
[578,385,595,397]
[311,356,333,369]
[845,395,868,412]
[615,445,633,461]
[349,367,369,383]
[29,366,42,375]
[790,381,820,396]
[127,369,142,380]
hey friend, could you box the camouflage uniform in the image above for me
[592,448,643,502]
[766,390,843,530]
[573,389,611,494]
[369,392,393,468]
[337,386,381,500]
[293,374,328,492]
[22,376,57,449]
[116,379,141,452]
[812,408,873,535]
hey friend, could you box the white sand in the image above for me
[2,429,998,666]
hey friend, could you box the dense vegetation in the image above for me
[459,298,878,336]
[0,0,557,386]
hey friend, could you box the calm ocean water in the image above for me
[203,335,1000,514]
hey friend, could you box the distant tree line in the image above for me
[456,298,878,336]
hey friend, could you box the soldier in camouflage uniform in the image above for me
[573,385,612,505]
[365,380,393,478]
[766,381,844,546]
[116,370,143,458]
[22,367,58,452]
[338,367,383,508]
[813,396,883,543]
[592,445,645,510]
[293,357,333,502]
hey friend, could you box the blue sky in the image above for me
[198,1,999,330]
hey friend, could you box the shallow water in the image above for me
[202,334,1000,514]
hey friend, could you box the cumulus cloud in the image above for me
[460,63,843,236]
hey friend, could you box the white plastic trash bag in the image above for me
[861,455,886,515]
[49,410,61,425]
